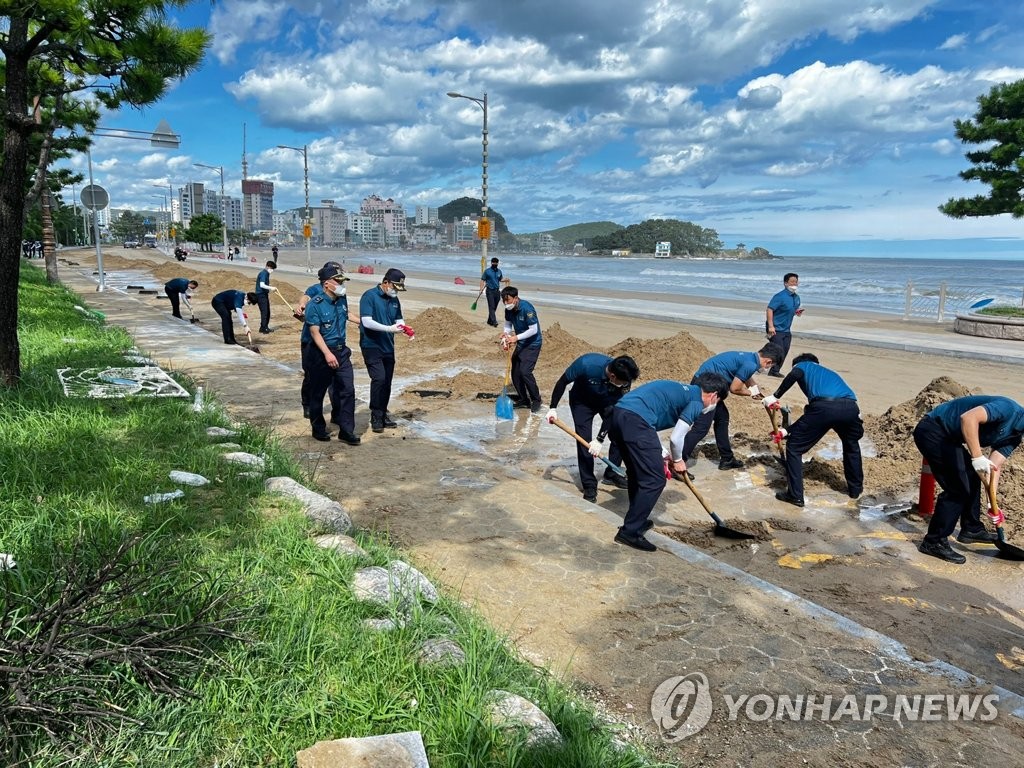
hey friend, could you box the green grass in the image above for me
[978,305,1024,318]
[1,265,667,767]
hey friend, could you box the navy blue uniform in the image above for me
[255,267,273,332]
[609,381,706,537]
[164,277,192,319]
[481,265,504,326]
[767,288,801,374]
[304,292,355,438]
[211,290,248,344]
[504,298,543,407]
[682,351,760,465]
[300,285,338,419]
[550,353,628,494]
[359,285,403,426]
[915,396,1024,543]
[772,361,863,502]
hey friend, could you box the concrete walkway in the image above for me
[59,261,1024,766]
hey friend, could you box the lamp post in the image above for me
[194,162,229,260]
[447,91,489,273]
[151,193,167,242]
[277,144,311,273]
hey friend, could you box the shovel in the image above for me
[768,406,785,461]
[680,473,757,539]
[243,328,261,354]
[471,288,484,311]
[496,345,514,420]
[274,290,305,321]
[984,475,1024,561]
[550,418,626,477]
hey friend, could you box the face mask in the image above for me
[758,366,768,374]
[702,403,716,414]
[504,302,516,311]
[386,288,398,298]
[333,284,346,297]
[786,285,798,293]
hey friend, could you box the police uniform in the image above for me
[359,275,404,430]
[682,351,760,467]
[549,353,628,496]
[915,395,1024,545]
[211,289,248,344]
[300,283,339,420]
[255,265,273,332]
[772,361,863,503]
[164,277,192,319]
[481,262,504,326]
[304,290,356,440]
[767,288,801,374]
[505,298,543,408]
[609,381,706,540]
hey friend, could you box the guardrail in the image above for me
[902,281,1022,322]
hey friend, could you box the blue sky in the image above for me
[67,0,1024,257]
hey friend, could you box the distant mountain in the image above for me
[438,197,509,233]
[524,221,622,243]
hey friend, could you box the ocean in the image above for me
[322,252,1024,318]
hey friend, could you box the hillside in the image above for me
[524,221,621,243]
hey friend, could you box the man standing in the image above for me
[479,257,510,327]
[913,395,1024,564]
[255,260,278,334]
[763,353,863,508]
[298,262,358,420]
[272,244,279,262]
[608,374,731,552]
[304,264,360,445]
[164,277,198,320]
[210,289,258,345]
[681,344,782,471]
[500,286,543,413]
[547,353,640,502]
[765,272,803,376]
[359,268,409,433]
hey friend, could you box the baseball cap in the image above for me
[317,263,349,282]
[383,268,407,290]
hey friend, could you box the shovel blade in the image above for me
[996,540,1024,561]
[471,301,478,311]
[496,391,514,420]
[714,524,758,540]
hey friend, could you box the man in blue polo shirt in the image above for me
[500,286,543,413]
[255,260,278,334]
[765,272,803,376]
[360,268,409,433]
[681,344,783,471]
[305,263,360,445]
[210,289,258,344]
[608,373,731,552]
[479,257,510,327]
[164,277,198,319]
[763,353,863,508]
[546,353,640,502]
[913,395,1024,564]
[298,262,356,420]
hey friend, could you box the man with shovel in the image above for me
[255,260,278,334]
[164,277,199,320]
[547,353,640,502]
[607,373,731,552]
[210,289,259,345]
[479,257,510,327]
[913,395,1024,564]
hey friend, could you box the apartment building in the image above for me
[242,179,274,231]
[361,194,407,246]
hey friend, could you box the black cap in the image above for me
[383,268,406,290]
[317,264,349,282]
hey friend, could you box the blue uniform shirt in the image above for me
[505,298,542,349]
[929,395,1024,459]
[300,284,323,344]
[213,289,247,309]
[768,288,801,333]
[616,380,705,431]
[305,292,349,348]
[166,277,190,293]
[786,362,856,401]
[255,268,272,295]
[696,351,760,383]
[482,265,503,290]
[359,285,403,354]
[561,353,625,410]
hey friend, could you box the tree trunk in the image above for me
[42,185,60,284]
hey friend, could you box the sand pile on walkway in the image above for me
[406,307,477,344]
[607,331,712,382]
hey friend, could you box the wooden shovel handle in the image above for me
[768,407,785,459]
[681,472,714,516]
[551,418,626,477]
[274,291,296,313]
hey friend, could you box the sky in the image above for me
[65,0,1024,258]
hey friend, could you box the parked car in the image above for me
[123,240,140,248]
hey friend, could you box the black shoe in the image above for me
[382,414,399,428]
[258,328,273,334]
[582,489,597,503]
[775,490,804,508]
[513,401,531,409]
[311,432,331,442]
[371,422,385,434]
[338,430,361,446]
[640,519,654,534]
[530,401,544,413]
[614,530,657,552]
[487,321,499,327]
[919,538,966,564]
[956,528,998,544]
[718,458,744,470]
[602,472,628,488]
[224,340,236,345]
[767,370,784,378]
[302,405,310,419]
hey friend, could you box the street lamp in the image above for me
[447,91,489,272]
[194,162,229,261]
[151,193,167,242]
[277,144,311,273]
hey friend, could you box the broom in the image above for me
[471,288,484,311]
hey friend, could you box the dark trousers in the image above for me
[784,399,863,501]
[486,288,501,325]
[167,289,184,319]
[914,418,983,542]
[300,341,338,416]
[304,345,354,436]
[769,331,793,374]
[511,343,541,405]
[361,347,396,423]
[256,293,271,331]
[609,408,666,536]
[681,396,732,463]
[571,396,622,493]
[212,299,236,343]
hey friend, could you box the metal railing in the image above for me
[902,281,1021,322]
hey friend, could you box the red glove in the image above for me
[771,428,787,445]
[988,507,1005,527]
[663,460,672,479]
[397,324,415,339]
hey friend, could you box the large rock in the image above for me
[222,451,265,469]
[387,561,438,604]
[296,731,428,768]
[314,534,367,559]
[485,690,563,748]
[352,561,438,612]
[417,637,466,667]
[264,476,352,534]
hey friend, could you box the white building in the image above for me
[360,194,407,246]
[415,205,439,225]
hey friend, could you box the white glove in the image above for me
[546,408,558,424]
[748,385,761,397]
[661,446,670,460]
[389,324,404,333]
[762,394,779,409]
[589,439,603,457]
[971,455,994,477]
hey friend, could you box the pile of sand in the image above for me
[607,331,713,383]
[533,323,596,380]
[406,307,478,344]
[414,370,505,399]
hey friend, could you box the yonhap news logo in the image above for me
[650,672,999,741]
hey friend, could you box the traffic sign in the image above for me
[477,217,491,239]
[81,184,109,211]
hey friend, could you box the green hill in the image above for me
[524,221,621,243]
